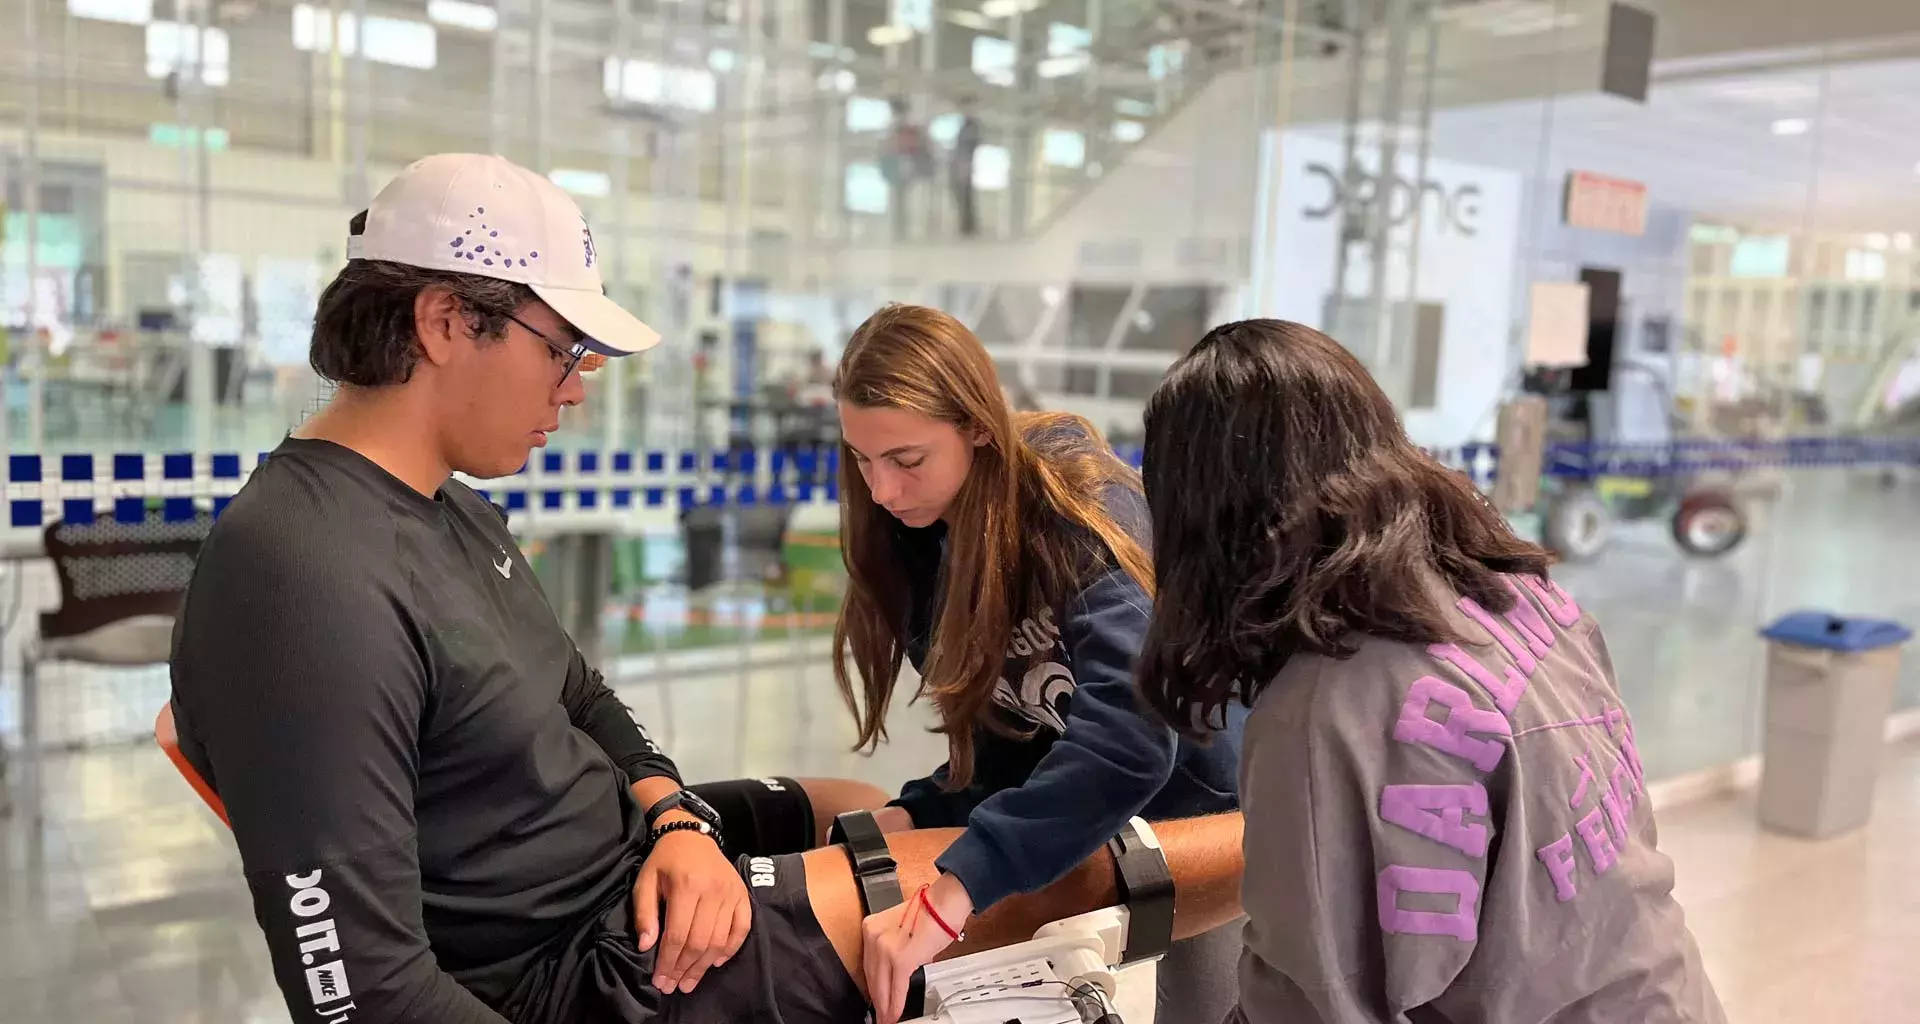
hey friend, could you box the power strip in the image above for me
[931,957,1082,1024]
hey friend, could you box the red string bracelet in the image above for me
[917,885,964,942]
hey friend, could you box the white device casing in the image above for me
[905,819,1168,1024]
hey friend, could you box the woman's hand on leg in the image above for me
[861,873,973,1024]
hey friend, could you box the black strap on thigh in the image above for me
[829,810,903,915]
[1108,817,1176,965]
[830,811,924,1020]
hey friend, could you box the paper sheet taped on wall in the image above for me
[1525,281,1591,368]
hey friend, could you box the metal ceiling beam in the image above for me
[1149,0,1355,44]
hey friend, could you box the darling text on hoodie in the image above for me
[1375,576,1651,941]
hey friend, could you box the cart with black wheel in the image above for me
[1538,438,1751,562]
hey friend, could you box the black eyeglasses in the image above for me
[507,312,604,386]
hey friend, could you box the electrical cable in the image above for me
[929,975,1124,1023]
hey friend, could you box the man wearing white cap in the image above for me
[167,153,875,1022]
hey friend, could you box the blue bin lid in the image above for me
[1761,612,1913,653]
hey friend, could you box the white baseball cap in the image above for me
[346,153,660,357]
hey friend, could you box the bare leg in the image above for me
[794,777,892,848]
[803,813,1246,994]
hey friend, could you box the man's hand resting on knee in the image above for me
[635,830,753,995]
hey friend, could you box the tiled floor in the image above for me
[0,468,1916,1020]
[1665,739,1920,1023]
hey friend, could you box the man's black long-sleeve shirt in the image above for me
[169,437,678,1022]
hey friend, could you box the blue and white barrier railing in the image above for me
[2,447,861,533]
[0,445,1148,541]
[1426,437,1920,487]
[1,437,1910,545]
[1536,436,1920,482]
[466,448,862,520]
[7,452,259,530]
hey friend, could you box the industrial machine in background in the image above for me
[1502,268,1755,562]
[1525,368,1758,562]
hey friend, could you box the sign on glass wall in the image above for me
[1563,170,1647,236]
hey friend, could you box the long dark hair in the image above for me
[832,304,1152,788]
[1134,319,1553,734]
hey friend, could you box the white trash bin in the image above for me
[1756,612,1912,839]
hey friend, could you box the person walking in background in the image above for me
[951,101,981,237]
[882,97,932,241]
[783,346,837,487]
[829,303,1247,1024]
[1132,319,1727,1024]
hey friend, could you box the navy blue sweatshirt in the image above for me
[886,451,1246,912]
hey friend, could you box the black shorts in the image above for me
[685,776,818,861]
[506,778,866,1024]
[664,849,868,1024]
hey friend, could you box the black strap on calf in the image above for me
[1108,817,1176,965]
[829,810,904,915]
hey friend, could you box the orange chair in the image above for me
[155,703,231,828]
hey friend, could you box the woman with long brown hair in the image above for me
[831,304,1245,1024]
[1135,319,1725,1023]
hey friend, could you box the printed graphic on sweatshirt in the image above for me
[284,869,358,1021]
[990,608,1075,734]
[1370,575,1649,942]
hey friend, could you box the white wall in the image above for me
[1255,129,1526,450]
[1246,128,1700,449]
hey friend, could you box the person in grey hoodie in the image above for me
[1132,318,1727,1024]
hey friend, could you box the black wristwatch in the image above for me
[644,788,724,833]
